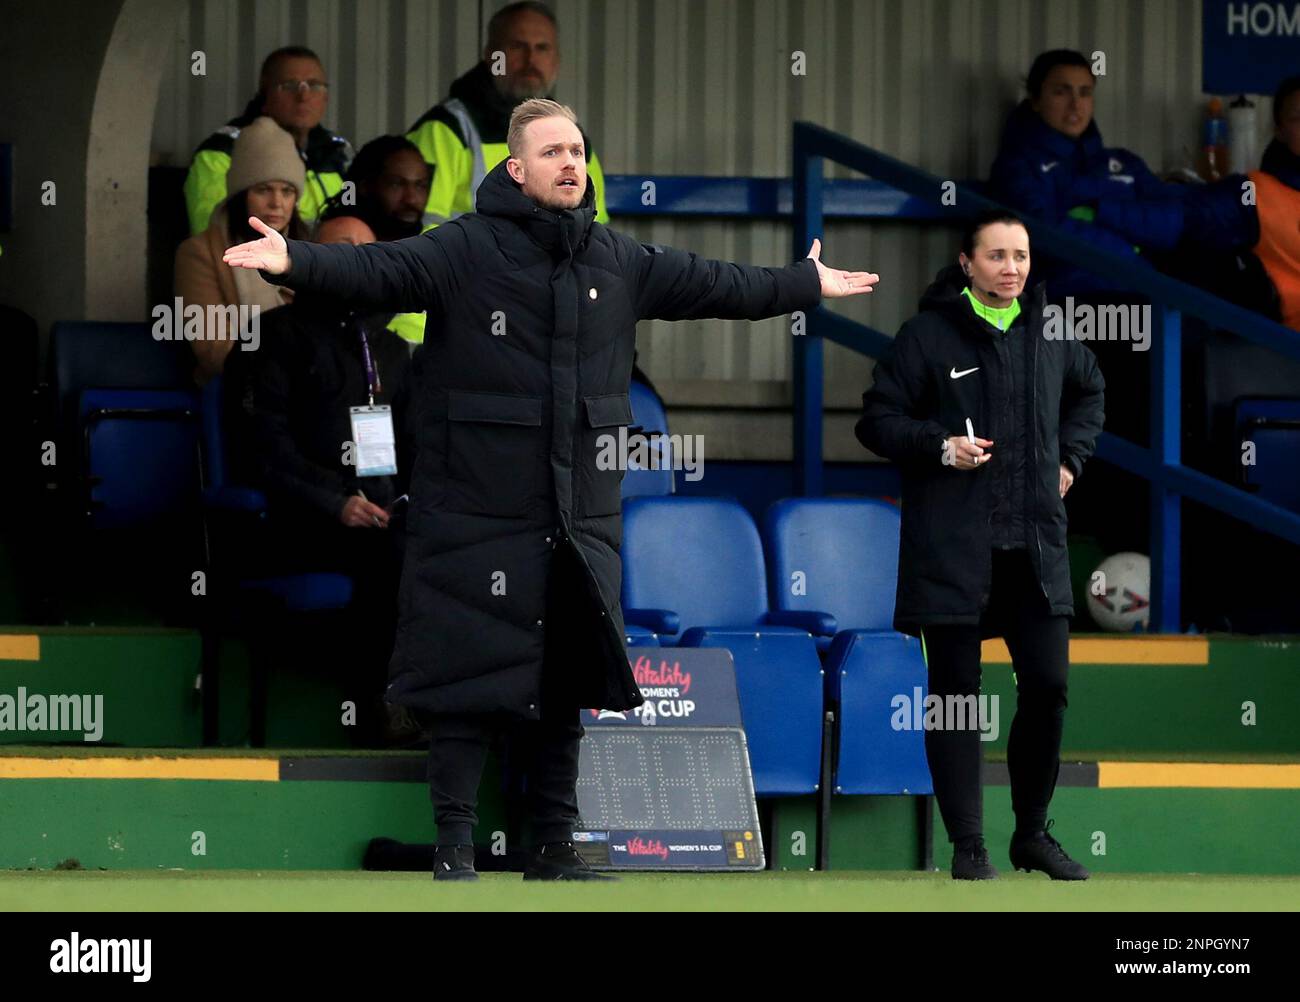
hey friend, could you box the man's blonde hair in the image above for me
[507,98,578,157]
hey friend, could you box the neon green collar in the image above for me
[962,286,1022,333]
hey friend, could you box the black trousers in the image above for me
[425,708,583,847]
[425,544,587,848]
[921,548,1070,844]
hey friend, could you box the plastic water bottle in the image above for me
[1200,97,1229,182]
[1228,95,1258,174]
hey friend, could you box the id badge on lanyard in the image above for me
[350,324,397,477]
[350,405,397,477]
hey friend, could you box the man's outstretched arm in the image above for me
[223,215,459,313]
[627,236,879,321]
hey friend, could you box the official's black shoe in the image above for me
[1009,820,1090,880]
[951,836,999,880]
[432,843,478,882]
[523,841,618,881]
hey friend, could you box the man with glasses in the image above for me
[183,46,354,235]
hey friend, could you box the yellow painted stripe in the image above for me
[1098,762,1300,789]
[981,636,1209,665]
[0,757,279,781]
[0,635,41,662]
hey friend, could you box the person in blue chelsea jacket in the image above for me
[989,49,1187,297]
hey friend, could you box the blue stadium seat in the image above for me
[826,631,933,795]
[199,374,353,745]
[762,497,901,650]
[199,375,271,518]
[52,321,192,462]
[51,321,199,524]
[80,387,201,529]
[629,379,668,435]
[1236,398,1300,512]
[52,321,192,415]
[200,375,355,611]
[622,379,675,498]
[623,624,661,646]
[621,496,824,795]
[48,323,204,626]
[763,497,931,796]
[681,629,824,796]
[622,495,825,642]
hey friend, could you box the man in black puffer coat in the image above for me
[224,98,878,880]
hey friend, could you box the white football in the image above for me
[1086,552,1151,632]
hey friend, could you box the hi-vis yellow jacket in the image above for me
[183,108,354,235]
[406,63,608,236]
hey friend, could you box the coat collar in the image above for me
[1000,100,1106,168]
[474,159,596,258]
[919,263,1045,342]
[446,61,526,141]
[1261,139,1300,190]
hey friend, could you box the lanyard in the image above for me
[356,321,381,406]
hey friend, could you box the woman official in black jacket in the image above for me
[857,210,1104,880]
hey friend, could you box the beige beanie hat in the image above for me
[226,116,307,197]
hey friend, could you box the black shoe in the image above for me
[433,843,478,882]
[1009,820,1090,880]
[951,836,999,880]
[523,841,618,881]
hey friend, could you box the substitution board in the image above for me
[576,647,764,871]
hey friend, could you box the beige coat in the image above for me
[174,203,292,383]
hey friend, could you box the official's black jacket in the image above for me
[270,160,822,718]
[856,264,1105,636]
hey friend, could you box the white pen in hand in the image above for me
[965,417,990,466]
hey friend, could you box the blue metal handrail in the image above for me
[790,120,1300,632]
[604,174,952,219]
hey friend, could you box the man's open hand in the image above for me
[806,238,879,299]
[222,216,291,275]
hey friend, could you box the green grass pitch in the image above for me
[3,871,1297,911]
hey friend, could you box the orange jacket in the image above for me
[1250,170,1300,331]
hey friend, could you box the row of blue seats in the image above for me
[54,318,676,616]
[49,320,1294,777]
[52,321,678,533]
[50,321,686,743]
[620,494,933,799]
[50,320,1300,527]
[53,321,937,781]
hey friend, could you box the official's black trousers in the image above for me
[921,547,1070,844]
